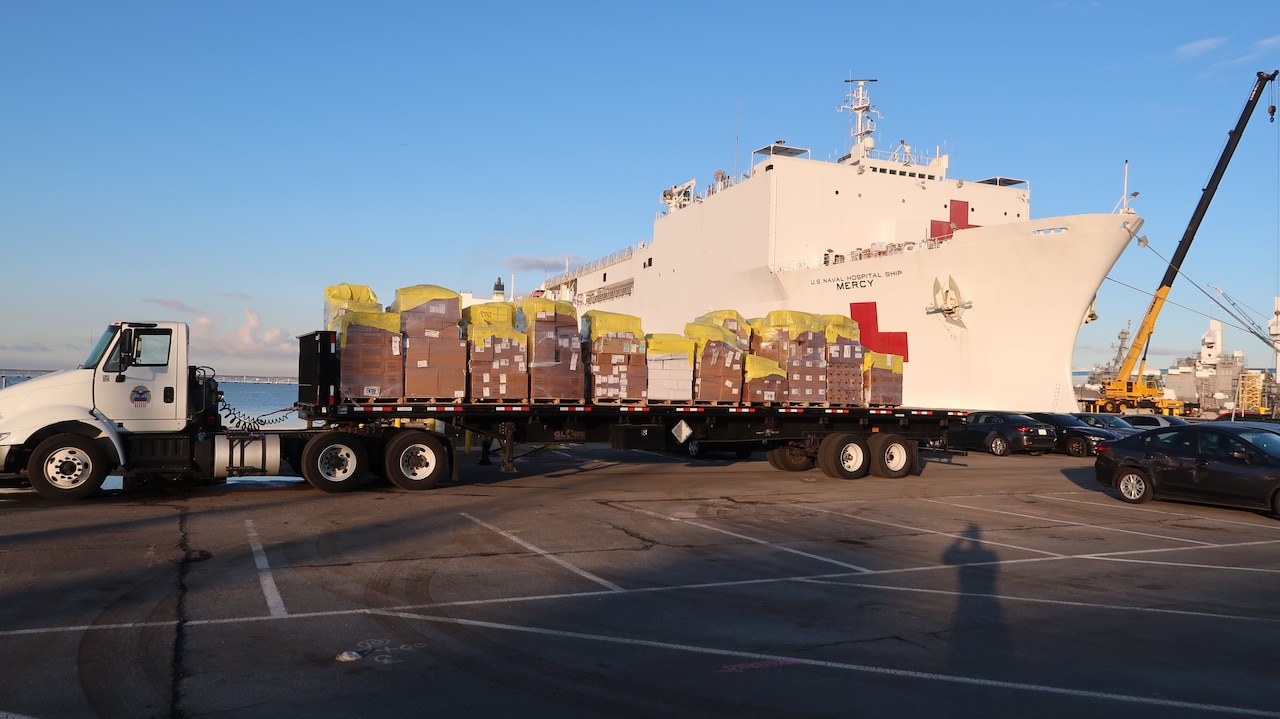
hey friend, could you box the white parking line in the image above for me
[1031,493,1280,530]
[370,608,1280,718]
[795,578,1280,624]
[802,505,1066,557]
[918,497,1218,545]
[613,502,874,572]
[245,520,287,617]
[462,513,625,592]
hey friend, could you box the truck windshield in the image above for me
[80,326,119,369]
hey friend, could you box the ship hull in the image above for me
[553,212,1141,412]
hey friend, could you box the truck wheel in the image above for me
[27,434,109,500]
[384,430,448,490]
[767,445,813,471]
[868,434,915,478]
[817,433,871,479]
[300,432,369,493]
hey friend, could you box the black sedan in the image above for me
[1094,422,1280,516]
[1027,412,1123,457]
[948,411,1056,456]
[1071,412,1144,437]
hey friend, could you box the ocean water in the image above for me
[215,381,307,430]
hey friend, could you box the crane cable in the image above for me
[1104,80,1280,360]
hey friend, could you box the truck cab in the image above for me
[0,321,229,498]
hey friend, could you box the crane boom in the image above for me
[1101,70,1278,410]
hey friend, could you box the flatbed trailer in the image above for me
[293,330,964,489]
[0,322,966,500]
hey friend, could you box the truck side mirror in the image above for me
[118,329,136,370]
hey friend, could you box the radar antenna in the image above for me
[839,78,881,158]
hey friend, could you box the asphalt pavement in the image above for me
[1,445,1278,719]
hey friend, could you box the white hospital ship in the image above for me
[540,80,1143,411]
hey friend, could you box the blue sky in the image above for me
[3,1,1280,378]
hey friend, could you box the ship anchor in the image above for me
[926,276,972,324]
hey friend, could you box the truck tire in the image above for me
[816,433,871,479]
[27,433,109,500]
[300,431,369,493]
[767,444,813,471]
[384,430,448,490]
[868,433,915,478]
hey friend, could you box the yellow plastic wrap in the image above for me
[324,283,381,331]
[645,333,696,364]
[761,310,824,334]
[516,297,576,320]
[864,351,904,373]
[462,301,517,328]
[582,310,644,339]
[744,354,786,381]
[822,314,861,343]
[466,325,527,345]
[338,311,402,347]
[683,322,740,350]
[388,284,460,313]
[694,309,749,332]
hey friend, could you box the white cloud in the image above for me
[1175,38,1226,59]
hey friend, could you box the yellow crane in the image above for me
[1095,70,1278,414]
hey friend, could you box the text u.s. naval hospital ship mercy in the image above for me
[539,80,1144,412]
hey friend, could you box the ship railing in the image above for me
[579,283,635,305]
[863,144,937,167]
[770,235,953,272]
[543,243,645,287]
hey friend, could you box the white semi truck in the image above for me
[0,321,964,500]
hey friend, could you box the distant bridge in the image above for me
[0,369,297,386]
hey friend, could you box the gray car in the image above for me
[1072,412,1144,436]
[1122,414,1191,429]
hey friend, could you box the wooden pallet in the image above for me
[402,397,465,404]
[590,397,647,406]
[531,397,587,404]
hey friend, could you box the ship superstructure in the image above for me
[541,80,1143,411]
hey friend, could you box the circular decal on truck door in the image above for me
[130,385,152,408]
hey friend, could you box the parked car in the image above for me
[948,411,1057,456]
[1213,412,1280,423]
[1094,422,1280,516]
[1027,412,1123,456]
[1072,412,1144,437]
[1122,414,1190,429]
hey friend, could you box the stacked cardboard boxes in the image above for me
[744,354,787,404]
[645,333,695,402]
[392,285,467,400]
[338,311,404,400]
[462,302,529,401]
[823,314,864,406]
[518,298,583,401]
[583,311,647,402]
[687,323,743,403]
[468,328,530,401]
[864,351,905,406]
[752,311,828,405]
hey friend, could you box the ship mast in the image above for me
[840,78,880,160]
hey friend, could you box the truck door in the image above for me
[95,326,186,432]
